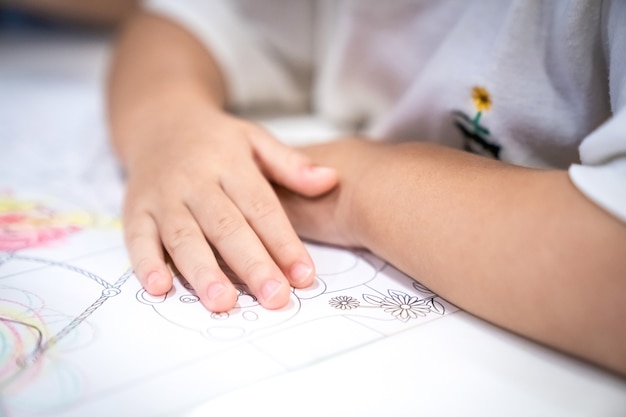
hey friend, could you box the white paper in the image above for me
[0,186,457,417]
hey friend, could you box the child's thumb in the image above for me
[249,127,338,197]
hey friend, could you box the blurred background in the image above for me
[0,0,138,30]
[0,0,342,218]
[0,1,139,213]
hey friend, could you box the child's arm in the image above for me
[108,12,337,312]
[278,138,626,376]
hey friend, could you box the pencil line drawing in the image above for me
[0,189,457,417]
[137,246,454,341]
[0,191,131,410]
[328,280,447,321]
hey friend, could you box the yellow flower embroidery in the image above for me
[471,86,492,112]
[452,86,501,159]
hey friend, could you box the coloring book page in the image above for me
[0,33,458,416]
[0,186,458,417]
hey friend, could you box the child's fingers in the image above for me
[186,184,293,310]
[123,209,174,296]
[153,202,239,313]
[220,162,316,290]
[248,127,338,197]
[120,117,324,313]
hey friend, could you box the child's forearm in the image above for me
[107,11,226,166]
[289,139,626,374]
[348,142,626,375]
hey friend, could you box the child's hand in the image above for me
[121,105,338,312]
[276,138,380,249]
[108,11,338,312]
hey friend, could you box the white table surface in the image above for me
[1,27,624,417]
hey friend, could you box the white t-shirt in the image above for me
[145,0,626,223]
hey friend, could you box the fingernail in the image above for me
[207,282,226,300]
[290,262,313,286]
[261,279,283,302]
[307,165,336,176]
[146,272,160,289]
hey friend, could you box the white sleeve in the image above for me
[142,0,314,113]
[568,0,626,223]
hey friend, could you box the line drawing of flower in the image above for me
[363,290,432,321]
[412,281,434,296]
[329,295,360,310]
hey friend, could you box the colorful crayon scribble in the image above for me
[0,194,119,251]
[0,286,88,412]
[0,287,49,386]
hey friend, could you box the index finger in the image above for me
[220,162,316,288]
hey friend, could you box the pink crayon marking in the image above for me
[0,213,27,224]
[0,225,81,251]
